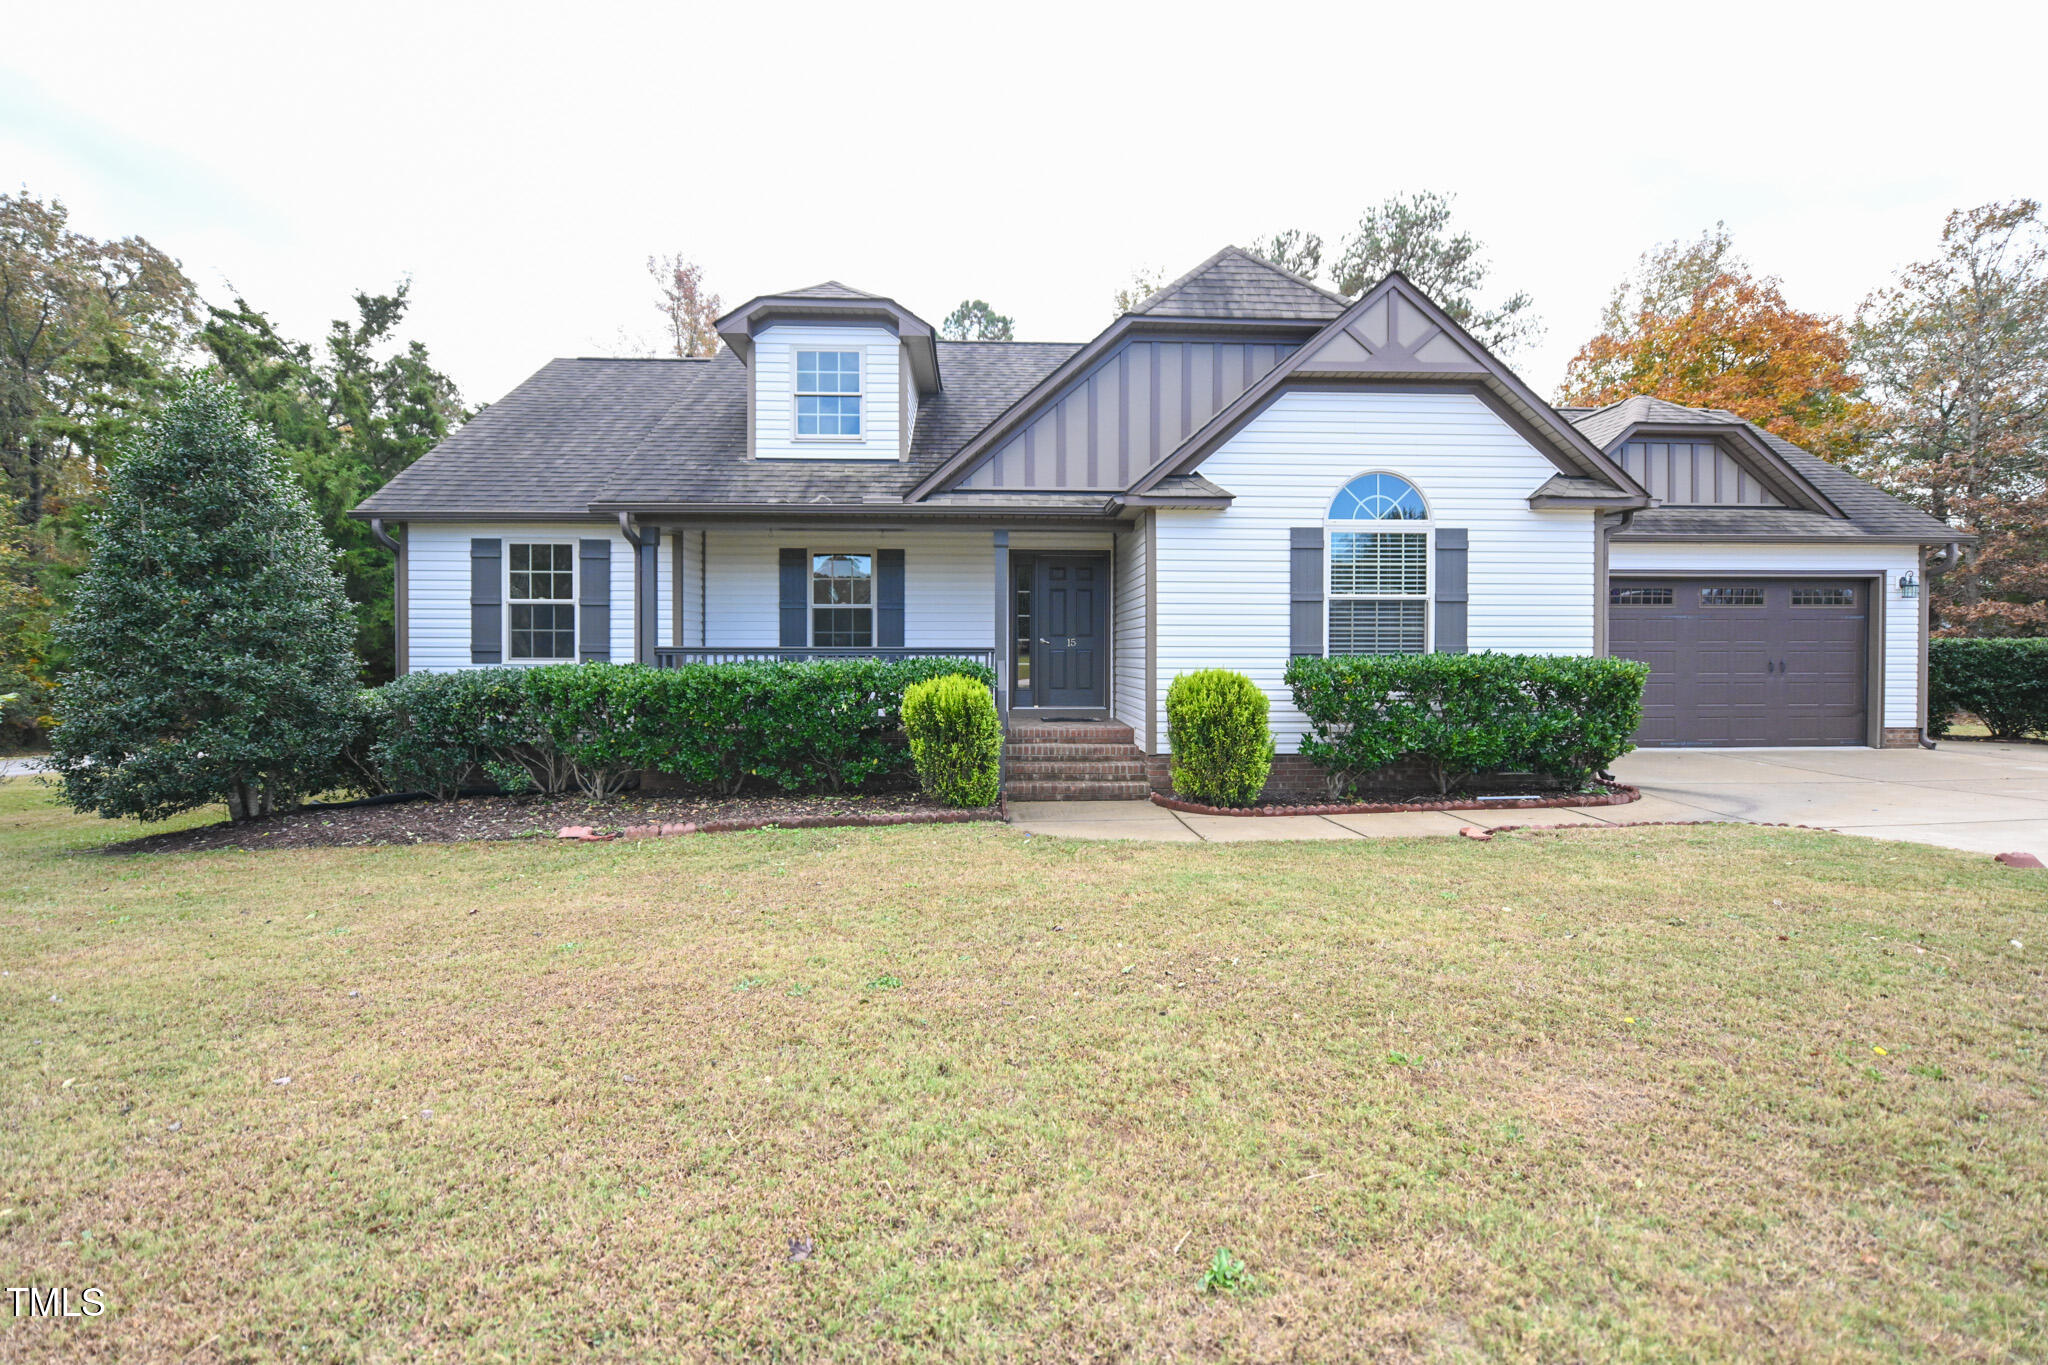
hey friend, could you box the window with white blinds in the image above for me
[1328,530,1428,655]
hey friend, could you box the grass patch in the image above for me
[0,777,2044,1359]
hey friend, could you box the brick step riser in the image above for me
[1004,780,1154,801]
[1005,761,1151,782]
[1005,726,1134,745]
[1001,744,1146,762]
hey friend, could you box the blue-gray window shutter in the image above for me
[1289,527,1323,657]
[470,538,502,664]
[877,548,905,648]
[579,538,611,661]
[779,548,808,647]
[1434,528,1468,654]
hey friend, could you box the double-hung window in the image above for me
[1326,472,1430,655]
[508,542,576,660]
[811,552,873,647]
[795,350,863,438]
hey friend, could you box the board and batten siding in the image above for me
[1151,389,1599,753]
[752,323,902,460]
[406,522,634,672]
[956,339,1298,491]
[1609,541,1921,729]
[1112,515,1150,747]
[692,526,995,650]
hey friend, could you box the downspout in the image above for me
[1593,509,1638,657]
[616,514,658,665]
[368,518,400,553]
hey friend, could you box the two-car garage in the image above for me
[1607,577,1873,746]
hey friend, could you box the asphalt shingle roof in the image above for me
[1568,396,1964,541]
[355,358,709,518]
[1131,246,1347,321]
[364,343,1084,516]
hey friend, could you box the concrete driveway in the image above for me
[1010,741,2048,859]
[1610,741,2048,858]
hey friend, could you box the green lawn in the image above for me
[1,778,2044,1362]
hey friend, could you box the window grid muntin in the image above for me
[1328,472,1429,521]
[508,542,576,661]
[795,349,863,438]
[1610,586,1674,606]
[1701,585,1765,608]
[1791,586,1855,607]
[811,552,874,647]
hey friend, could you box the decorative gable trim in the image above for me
[905,313,1324,502]
[1600,421,1845,519]
[1126,273,1646,499]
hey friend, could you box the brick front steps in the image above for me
[1003,719,1151,801]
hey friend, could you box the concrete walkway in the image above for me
[1008,741,2048,859]
[0,756,46,777]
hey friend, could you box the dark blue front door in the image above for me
[1033,555,1107,710]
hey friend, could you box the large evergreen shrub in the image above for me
[1285,653,1646,797]
[901,673,1002,807]
[48,378,360,822]
[1927,638,2048,739]
[1165,670,1275,806]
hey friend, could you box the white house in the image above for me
[356,250,1967,797]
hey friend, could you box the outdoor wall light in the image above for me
[1899,570,1920,599]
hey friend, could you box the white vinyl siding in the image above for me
[753,324,901,459]
[690,526,995,649]
[1610,541,1921,728]
[1151,389,1598,754]
[1112,514,1150,748]
[404,522,633,672]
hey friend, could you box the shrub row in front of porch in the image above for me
[348,657,997,802]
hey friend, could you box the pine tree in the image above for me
[48,377,360,822]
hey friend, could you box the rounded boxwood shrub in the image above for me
[1165,669,1275,807]
[901,673,1001,807]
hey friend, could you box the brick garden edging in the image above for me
[1149,785,1640,818]
[558,801,1007,842]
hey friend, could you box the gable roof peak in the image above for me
[1130,245,1349,321]
[782,280,885,301]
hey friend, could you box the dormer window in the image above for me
[795,350,863,439]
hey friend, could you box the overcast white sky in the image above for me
[5,0,2043,406]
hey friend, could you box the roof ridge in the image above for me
[1130,244,1350,316]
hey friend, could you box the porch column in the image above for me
[992,529,1010,721]
[636,524,661,663]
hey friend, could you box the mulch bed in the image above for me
[1152,783,1639,818]
[106,789,1002,855]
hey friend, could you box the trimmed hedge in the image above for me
[1165,669,1275,807]
[1928,637,2048,740]
[1285,653,1648,797]
[902,674,1002,807]
[343,657,997,800]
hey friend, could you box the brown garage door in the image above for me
[1608,578,1869,746]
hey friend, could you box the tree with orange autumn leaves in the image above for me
[1558,225,1870,465]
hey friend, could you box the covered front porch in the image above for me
[628,520,1149,741]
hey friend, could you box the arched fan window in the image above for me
[1325,473,1430,655]
[1327,473,1429,522]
